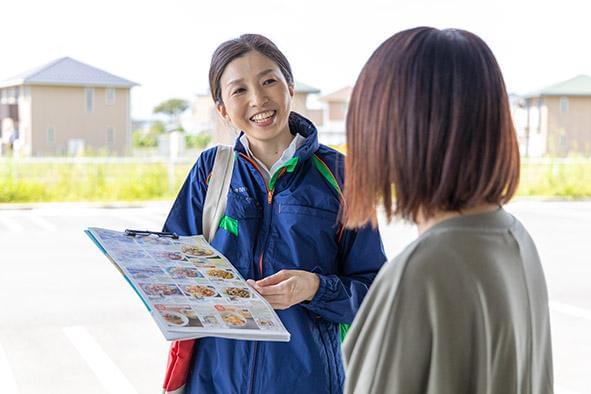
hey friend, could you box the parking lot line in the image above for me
[0,341,19,394]
[28,214,58,232]
[0,217,24,233]
[63,326,137,394]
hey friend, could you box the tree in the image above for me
[131,120,167,148]
[153,98,189,130]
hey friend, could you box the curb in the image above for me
[1,197,590,211]
[0,200,174,211]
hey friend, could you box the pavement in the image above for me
[0,200,589,393]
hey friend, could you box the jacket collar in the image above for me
[233,112,319,163]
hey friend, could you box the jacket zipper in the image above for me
[239,152,288,394]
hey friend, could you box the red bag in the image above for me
[162,339,196,394]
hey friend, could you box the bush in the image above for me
[185,134,212,150]
[132,130,159,148]
[1,157,590,203]
[0,160,192,203]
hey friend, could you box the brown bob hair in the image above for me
[343,27,520,228]
[209,34,294,104]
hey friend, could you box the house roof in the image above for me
[319,86,352,103]
[523,75,591,98]
[294,81,320,94]
[0,57,139,88]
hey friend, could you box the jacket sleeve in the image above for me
[162,148,216,236]
[301,223,387,324]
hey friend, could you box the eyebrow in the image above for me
[225,69,276,88]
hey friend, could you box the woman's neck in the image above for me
[416,203,500,235]
[247,127,295,170]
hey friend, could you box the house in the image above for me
[291,81,323,127]
[318,86,352,145]
[0,57,138,156]
[520,75,591,156]
[188,81,323,145]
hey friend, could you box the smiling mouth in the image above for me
[250,110,276,125]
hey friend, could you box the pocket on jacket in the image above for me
[225,189,260,220]
[214,190,261,276]
[278,204,338,222]
[268,203,340,273]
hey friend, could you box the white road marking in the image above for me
[0,217,24,233]
[27,214,58,232]
[555,384,581,394]
[0,341,19,394]
[63,326,137,394]
[550,300,591,322]
[124,214,165,232]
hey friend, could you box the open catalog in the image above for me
[85,227,290,342]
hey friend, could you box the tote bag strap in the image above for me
[202,145,235,243]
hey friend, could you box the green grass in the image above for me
[0,158,590,203]
[0,160,192,203]
[518,158,591,198]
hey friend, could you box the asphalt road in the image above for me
[0,200,589,393]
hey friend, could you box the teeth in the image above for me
[251,111,275,122]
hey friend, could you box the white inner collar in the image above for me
[239,133,306,186]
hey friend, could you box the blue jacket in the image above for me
[163,112,386,394]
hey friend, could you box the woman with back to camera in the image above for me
[342,27,553,393]
[161,34,386,394]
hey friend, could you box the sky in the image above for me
[1,0,590,119]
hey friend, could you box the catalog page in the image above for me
[86,227,290,342]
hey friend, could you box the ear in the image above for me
[216,102,229,122]
[288,83,295,98]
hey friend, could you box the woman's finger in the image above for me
[256,270,291,287]
[256,279,293,296]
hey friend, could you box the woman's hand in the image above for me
[247,270,320,310]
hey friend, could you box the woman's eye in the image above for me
[263,79,276,85]
[232,88,245,95]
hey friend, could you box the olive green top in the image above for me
[343,208,553,394]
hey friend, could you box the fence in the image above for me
[1,156,591,203]
[0,156,196,202]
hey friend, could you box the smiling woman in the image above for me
[208,35,297,172]
[161,34,386,394]
[214,51,295,168]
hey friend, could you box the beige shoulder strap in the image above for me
[202,145,235,242]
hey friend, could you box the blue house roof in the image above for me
[0,57,139,88]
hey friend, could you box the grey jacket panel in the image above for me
[343,209,553,394]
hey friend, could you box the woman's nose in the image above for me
[249,87,269,107]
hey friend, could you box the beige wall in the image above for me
[18,87,33,156]
[29,85,130,156]
[543,96,591,156]
[191,95,235,145]
[306,109,324,127]
[328,101,346,121]
[292,93,308,115]
[292,92,323,127]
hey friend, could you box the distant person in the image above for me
[341,27,553,394]
[162,34,386,393]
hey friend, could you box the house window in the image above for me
[106,88,116,105]
[560,96,569,113]
[85,88,94,112]
[47,127,55,144]
[107,127,115,148]
[559,133,567,150]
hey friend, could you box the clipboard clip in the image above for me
[124,229,179,239]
